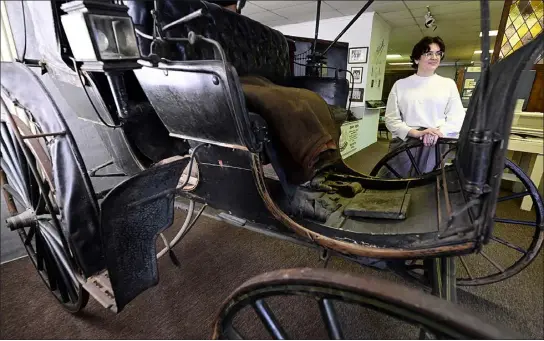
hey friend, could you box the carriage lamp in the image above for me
[60,0,141,72]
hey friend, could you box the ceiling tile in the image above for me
[425,1,480,15]
[245,11,286,22]
[272,1,335,17]
[324,1,367,10]
[243,2,268,15]
[249,1,313,10]
[404,1,466,10]
[267,19,292,27]
[271,10,342,25]
[371,1,408,13]
[380,10,414,21]
[386,17,419,27]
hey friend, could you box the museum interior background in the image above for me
[0,0,543,339]
[1,0,542,264]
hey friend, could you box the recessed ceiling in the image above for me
[246,1,505,62]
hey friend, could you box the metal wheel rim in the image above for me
[371,141,544,285]
[1,98,88,312]
[457,158,544,285]
[212,268,514,339]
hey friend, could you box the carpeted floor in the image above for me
[1,139,543,339]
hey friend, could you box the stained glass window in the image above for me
[498,0,543,63]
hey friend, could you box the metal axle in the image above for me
[5,208,36,231]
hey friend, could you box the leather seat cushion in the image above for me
[126,0,291,83]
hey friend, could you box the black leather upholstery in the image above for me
[126,0,349,141]
[126,0,290,84]
[126,1,349,108]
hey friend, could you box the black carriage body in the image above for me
[2,0,542,313]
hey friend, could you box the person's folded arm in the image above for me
[439,80,466,138]
[384,83,413,140]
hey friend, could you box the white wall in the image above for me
[275,13,394,155]
[365,14,390,101]
[274,12,375,108]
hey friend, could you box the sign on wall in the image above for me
[339,121,362,158]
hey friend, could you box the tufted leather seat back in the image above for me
[127,0,291,84]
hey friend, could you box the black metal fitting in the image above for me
[459,129,494,195]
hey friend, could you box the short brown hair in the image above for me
[410,36,446,69]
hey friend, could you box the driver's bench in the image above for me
[128,0,351,184]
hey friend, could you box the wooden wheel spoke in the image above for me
[497,191,530,203]
[3,183,27,208]
[490,236,527,254]
[56,271,71,303]
[24,226,36,246]
[1,128,26,182]
[252,299,288,340]
[405,149,422,176]
[50,251,78,303]
[494,217,537,227]
[458,257,473,280]
[35,230,45,272]
[318,298,344,339]
[39,233,58,290]
[34,191,45,213]
[1,158,26,199]
[384,163,402,178]
[480,251,505,273]
[4,122,25,169]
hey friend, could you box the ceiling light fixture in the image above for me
[386,54,402,59]
[474,50,494,54]
[479,30,498,37]
[388,62,412,65]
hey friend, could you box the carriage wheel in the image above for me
[212,268,513,339]
[457,158,544,286]
[370,141,544,286]
[369,139,457,178]
[1,96,89,313]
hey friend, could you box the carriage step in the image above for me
[5,209,36,231]
[81,271,118,313]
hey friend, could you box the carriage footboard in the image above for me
[99,156,189,313]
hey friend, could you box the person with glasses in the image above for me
[382,36,465,177]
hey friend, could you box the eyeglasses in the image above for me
[422,51,444,58]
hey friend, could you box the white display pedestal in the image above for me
[339,105,385,159]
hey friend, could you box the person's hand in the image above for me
[422,133,439,146]
[408,128,443,139]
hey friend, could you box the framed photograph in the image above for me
[349,47,368,63]
[349,88,364,102]
[463,88,474,97]
[351,67,363,84]
[464,78,476,89]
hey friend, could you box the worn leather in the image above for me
[0,62,104,277]
[126,0,290,83]
[126,1,349,111]
[284,76,349,108]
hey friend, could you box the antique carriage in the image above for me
[0,0,542,338]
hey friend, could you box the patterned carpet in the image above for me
[1,139,542,339]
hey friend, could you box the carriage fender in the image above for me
[100,156,189,312]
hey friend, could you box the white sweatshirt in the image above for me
[384,73,466,140]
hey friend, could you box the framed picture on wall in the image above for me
[349,88,364,102]
[463,88,474,97]
[351,67,363,84]
[349,47,368,63]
